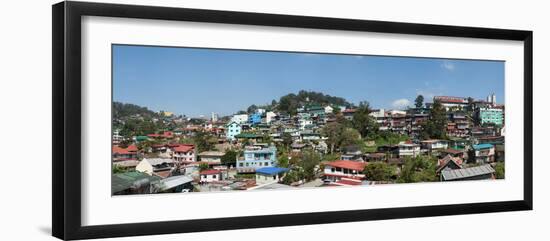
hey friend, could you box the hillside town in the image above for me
[111,91,505,195]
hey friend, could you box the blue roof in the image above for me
[256,167,289,175]
[473,144,494,150]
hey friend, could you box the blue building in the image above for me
[225,121,242,141]
[237,145,277,172]
[248,113,262,125]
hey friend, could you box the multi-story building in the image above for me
[236,145,277,172]
[431,96,469,110]
[397,143,421,158]
[225,121,242,141]
[477,107,504,126]
[323,160,367,182]
[248,113,262,125]
[472,143,495,163]
[447,112,470,137]
[171,144,195,163]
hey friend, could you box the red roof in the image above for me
[434,96,468,104]
[200,169,221,175]
[324,160,367,171]
[112,145,137,155]
[173,144,195,153]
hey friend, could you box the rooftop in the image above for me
[324,160,367,171]
[441,164,495,181]
[256,167,289,175]
[200,169,222,175]
[473,144,494,150]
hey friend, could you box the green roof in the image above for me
[235,133,262,138]
[112,172,160,193]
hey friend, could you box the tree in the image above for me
[277,154,290,168]
[420,100,448,139]
[198,162,209,172]
[112,164,127,174]
[247,104,258,114]
[298,149,322,181]
[415,95,424,108]
[495,162,505,179]
[397,156,438,183]
[282,132,293,148]
[363,162,396,181]
[221,150,238,167]
[193,131,215,153]
[352,101,379,139]
[340,128,362,148]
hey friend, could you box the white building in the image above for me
[199,169,222,183]
[231,114,249,124]
[323,160,367,182]
[265,111,277,123]
[397,143,421,158]
[135,158,175,175]
[255,167,289,185]
[421,140,449,152]
[324,105,334,114]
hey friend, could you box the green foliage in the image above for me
[113,102,159,120]
[193,131,215,153]
[397,156,438,183]
[298,149,322,181]
[277,90,351,114]
[363,162,396,181]
[322,120,361,154]
[420,100,448,140]
[415,95,424,108]
[221,150,238,166]
[277,154,290,168]
[112,164,128,174]
[495,162,505,179]
[352,101,379,139]
[371,131,410,146]
[198,163,209,172]
[282,132,293,148]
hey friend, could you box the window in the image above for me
[264,162,268,166]
[203,175,206,178]
[213,175,216,178]
[273,175,276,180]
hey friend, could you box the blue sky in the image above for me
[113,45,504,117]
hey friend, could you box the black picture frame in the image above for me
[52,1,533,240]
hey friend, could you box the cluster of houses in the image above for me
[112,94,504,195]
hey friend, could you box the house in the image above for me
[436,155,463,174]
[301,131,321,141]
[112,172,161,195]
[324,105,334,114]
[364,153,387,162]
[112,145,138,161]
[397,143,420,158]
[255,167,289,185]
[171,144,195,162]
[135,158,175,178]
[199,169,222,183]
[225,121,242,141]
[234,133,263,143]
[248,113,262,125]
[440,164,495,181]
[265,111,277,123]
[342,108,356,120]
[323,160,367,182]
[236,145,277,172]
[472,143,495,164]
[421,139,448,153]
[198,151,225,163]
[439,148,466,159]
[432,96,469,110]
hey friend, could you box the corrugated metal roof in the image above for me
[441,164,495,181]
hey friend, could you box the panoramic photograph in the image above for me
[111,44,505,195]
